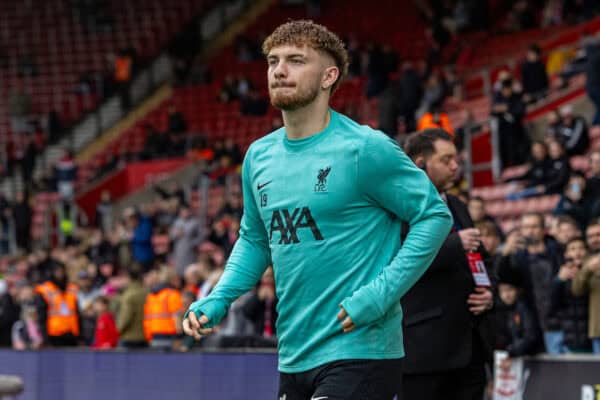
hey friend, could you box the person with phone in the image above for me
[495,212,562,354]
[548,237,591,353]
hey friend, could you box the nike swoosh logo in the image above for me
[257,181,272,190]
[311,397,328,400]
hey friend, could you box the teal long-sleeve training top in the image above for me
[186,110,453,373]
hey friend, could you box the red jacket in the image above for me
[93,312,119,349]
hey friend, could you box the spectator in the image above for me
[492,79,528,168]
[143,266,183,350]
[555,106,589,156]
[417,107,454,135]
[167,105,187,135]
[549,237,591,353]
[572,253,600,353]
[477,220,502,257]
[496,212,561,353]
[114,49,133,110]
[546,110,563,139]
[506,141,552,199]
[586,218,600,253]
[554,172,595,229]
[47,110,63,144]
[468,196,504,239]
[0,280,20,347]
[34,263,80,347]
[196,254,223,300]
[554,215,583,259]
[12,191,32,252]
[92,296,118,349]
[419,72,446,114]
[521,44,549,103]
[495,273,543,360]
[240,89,268,116]
[8,83,32,134]
[128,208,154,271]
[398,63,423,133]
[170,206,203,276]
[20,135,36,189]
[142,124,172,160]
[116,266,147,349]
[77,269,102,346]
[11,303,44,350]
[584,32,600,125]
[151,226,171,264]
[365,43,387,98]
[585,150,600,204]
[222,138,243,167]
[182,264,200,297]
[95,190,113,234]
[218,75,239,103]
[55,149,78,201]
[544,139,571,195]
[240,267,278,342]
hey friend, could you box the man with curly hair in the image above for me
[183,20,452,399]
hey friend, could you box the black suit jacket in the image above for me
[401,194,495,374]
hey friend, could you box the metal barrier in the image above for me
[1,350,599,400]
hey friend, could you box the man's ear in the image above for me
[322,66,339,91]
[414,156,427,171]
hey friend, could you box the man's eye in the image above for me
[291,59,304,64]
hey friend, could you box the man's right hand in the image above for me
[458,228,481,252]
[182,311,214,340]
[502,232,525,256]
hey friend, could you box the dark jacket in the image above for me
[495,239,562,332]
[241,292,278,337]
[495,299,543,357]
[549,277,591,351]
[521,60,548,95]
[556,117,589,156]
[544,156,571,194]
[402,194,496,373]
[508,157,552,188]
[0,293,20,346]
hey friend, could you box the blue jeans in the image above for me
[544,331,566,354]
[507,186,542,201]
[593,338,600,354]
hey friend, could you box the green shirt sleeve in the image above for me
[184,149,271,327]
[340,132,453,328]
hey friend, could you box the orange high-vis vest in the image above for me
[143,288,182,341]
[35,281,79,337]
[417,112,455,136]
[114,56,132,82]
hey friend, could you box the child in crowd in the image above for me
[92,296,119,349]
[495,273,543,366]
[572,253,600,354]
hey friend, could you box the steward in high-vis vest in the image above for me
[35,262,80,346]
[143,267,183,349]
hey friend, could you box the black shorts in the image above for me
[278,358,403,400]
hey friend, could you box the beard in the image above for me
[269,80,320,111]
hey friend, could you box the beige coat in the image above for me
[572,266,600,338]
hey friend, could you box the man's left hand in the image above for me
[467,287,493,315]
[337,305,355,333]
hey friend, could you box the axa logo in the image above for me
[315,166,331,192]
[269,207,324,244]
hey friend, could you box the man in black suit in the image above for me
[401,129,495,400]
